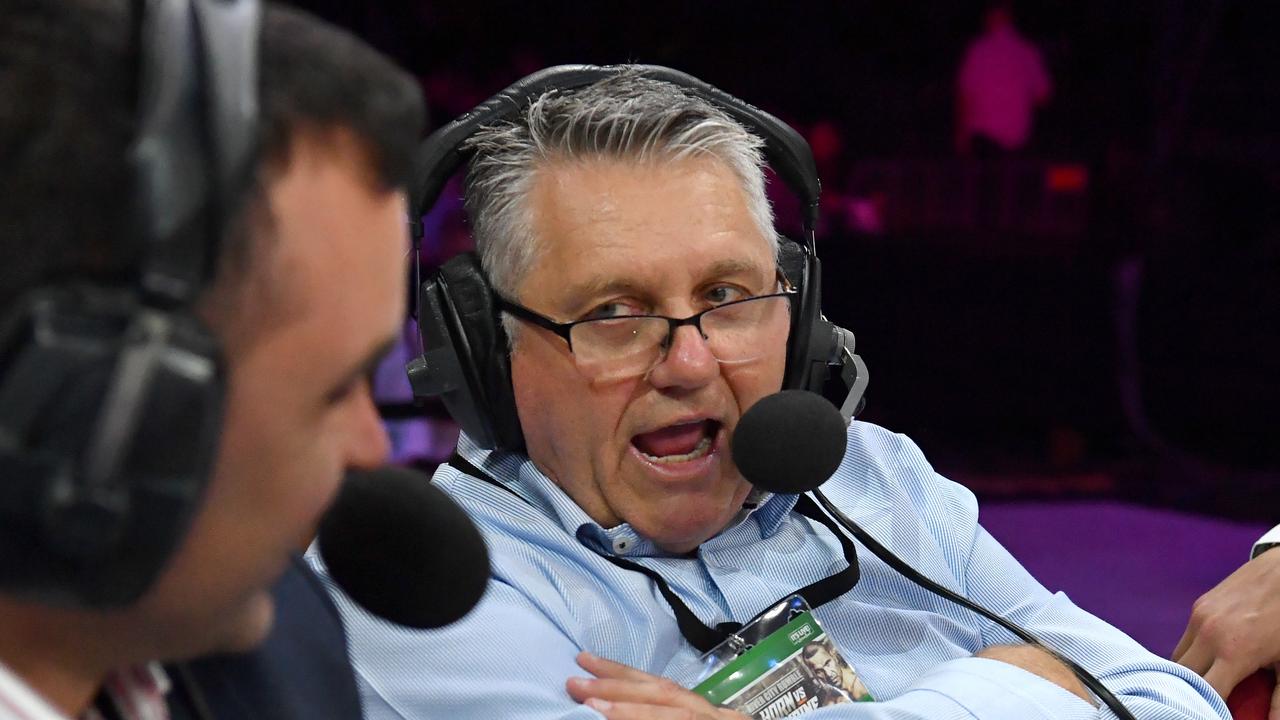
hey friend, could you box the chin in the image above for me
[644,504,740,553]
[657,490,754,552]
[208,590,277,655]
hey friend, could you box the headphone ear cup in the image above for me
[92,310,223,603]
[778,236,807,292]
[413,269,492,448]
[780,237,829,393]
[412,253,524,451]
[0,290,224,606]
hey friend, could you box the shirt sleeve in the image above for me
[733,657,1097,720]
[921,530,1228,712]
[335,577,608,720]
[805,426,1228,719]
[957,521,1226,718]
[843,458,1227,719]
[781,553,1227,716]
[1251,523,1280,559]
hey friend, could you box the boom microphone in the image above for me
[731,390,848,494]
[318,466,489,629]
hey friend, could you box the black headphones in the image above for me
[405,65,866,451]
[0,0,260,608]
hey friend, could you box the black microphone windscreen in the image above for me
[318,466,489,630]
[732,390,847,494]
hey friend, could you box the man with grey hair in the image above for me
[322,69,1225,719]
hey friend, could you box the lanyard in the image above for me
[447,454,860,653]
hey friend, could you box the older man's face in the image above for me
[509,156,788,552]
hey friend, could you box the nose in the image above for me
[645,323,719,390]
[346,381,392,469]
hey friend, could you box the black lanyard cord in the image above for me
[445,454,859,653]
[599,494,860,653]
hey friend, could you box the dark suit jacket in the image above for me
[166,555,363,719]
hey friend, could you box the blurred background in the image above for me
[285,0,1278,655]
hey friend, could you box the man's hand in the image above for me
[1173,548,1280,715]
[567,652,749,720]
[976,644,1094,705]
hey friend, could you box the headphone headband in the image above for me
[0,0,258,607]
[132,0,260,306]
[409,64,822,236]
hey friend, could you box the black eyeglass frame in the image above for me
[495,288,797,356]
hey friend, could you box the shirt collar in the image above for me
[89,664,169,720]
[457,433,801,556]
[0,661,169,720]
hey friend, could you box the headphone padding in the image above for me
[782,242,828,393]
[0,291,223,606]
[435,254,523,451]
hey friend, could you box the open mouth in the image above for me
[631,419,722,464]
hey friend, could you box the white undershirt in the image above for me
[0,661,68,720]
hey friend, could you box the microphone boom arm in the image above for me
[829,324,868,426]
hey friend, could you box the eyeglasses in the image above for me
[497,290,795,382]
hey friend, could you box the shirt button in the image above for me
[612,537,633,554]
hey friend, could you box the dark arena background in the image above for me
[286,0,1278,655]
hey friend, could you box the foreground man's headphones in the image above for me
[405,64,868,451]
[0,0,260,607]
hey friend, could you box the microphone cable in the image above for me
[809,488,1138,720]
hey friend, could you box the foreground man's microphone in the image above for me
[318,466,489,629]
[732,390,848,493]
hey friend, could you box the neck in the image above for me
[0,601,124,717]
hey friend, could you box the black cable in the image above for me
[810,489,1138,720]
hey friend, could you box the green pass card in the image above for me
[693,611,872,718]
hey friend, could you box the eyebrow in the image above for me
[328,334,399,399]
[560,258,773,314]
[702,258,773,282]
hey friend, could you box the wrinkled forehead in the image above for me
[519,156,776,300]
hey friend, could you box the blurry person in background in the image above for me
[955,0,1053,156]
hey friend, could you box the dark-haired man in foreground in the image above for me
[0,1,421,716]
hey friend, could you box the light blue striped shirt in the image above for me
[310,422,1227,719]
